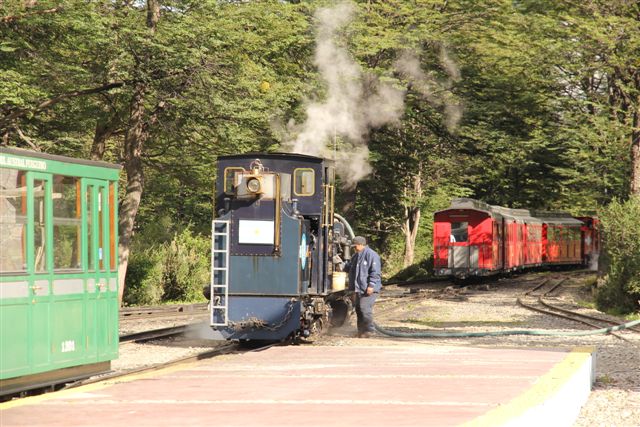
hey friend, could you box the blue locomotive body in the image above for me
[209,153,352,341]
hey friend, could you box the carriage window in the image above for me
[0,168,27,273]
[109,183,117,271]
[294,168,315,196]
[53,175,81,271]
[223,167,244,195]
[87,186,95,270]
[34,179,48,272]
[450,222,468,242]
[98,189,106,272]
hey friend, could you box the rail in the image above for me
[374,275,640,338]
[119,303,208,320]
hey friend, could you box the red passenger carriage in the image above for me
[434,198,597,279]
[433,199,503,278]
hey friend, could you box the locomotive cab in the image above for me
[209,153,352,342]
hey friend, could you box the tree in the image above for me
[1,0,314,302]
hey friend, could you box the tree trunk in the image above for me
[402,206,421,267]
[117,0,159,304]
[118,83,147,304]
[90,115,117,161]
[402,173,422,267]
[630,76,640,196]
[631,115,639,196]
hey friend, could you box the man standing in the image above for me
[344,236,382,338]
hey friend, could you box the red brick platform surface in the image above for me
[0,343,594,427]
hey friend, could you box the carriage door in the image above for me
[29,172,53,369]
[84,180,115,359]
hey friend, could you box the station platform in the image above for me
[0,343,595,427]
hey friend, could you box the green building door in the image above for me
[30,172,53,370]
[84,180,117,361]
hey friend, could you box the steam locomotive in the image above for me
[208,153,354,342]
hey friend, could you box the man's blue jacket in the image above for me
[344,246,382,295]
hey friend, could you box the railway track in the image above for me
[119,302,211,344]
[517,278,640,344]
[119,302,208,320]
[119,325,191,344]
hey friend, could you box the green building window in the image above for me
[34,179,48,272]
[53,175,81,271]
[87,186,95,271]
[0,168,27,273]
[109,183,117,271]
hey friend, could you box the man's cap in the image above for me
[351,236,367,246]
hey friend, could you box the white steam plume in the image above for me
[284,1,405,188]
[395,48,463,132]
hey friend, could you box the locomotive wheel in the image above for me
[311,317,324,335]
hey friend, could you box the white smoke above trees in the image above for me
[283,1,462,187]
[395,48,463,132]
[284,1,405,188]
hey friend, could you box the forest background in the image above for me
[1,0,638,313]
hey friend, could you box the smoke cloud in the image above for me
[284,1,405,188]
[395,48,463,132]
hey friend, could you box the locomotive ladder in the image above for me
[210,220,230,326]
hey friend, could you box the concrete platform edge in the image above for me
[463,346,596,427]
[0,360,199,411]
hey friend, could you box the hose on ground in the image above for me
[374,319,640,338]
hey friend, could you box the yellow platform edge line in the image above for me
[0,359,204,411]
[462,346,595,427]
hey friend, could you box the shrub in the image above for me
[124,245,166,306]
[123,224,210,306]
[596,196,640,314]
[162,227,210,302]
[388,255,435,282]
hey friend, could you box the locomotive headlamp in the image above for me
[246,177,262,193]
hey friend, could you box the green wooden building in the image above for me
[0,147,121,396]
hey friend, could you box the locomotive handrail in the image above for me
[274,173,281,254]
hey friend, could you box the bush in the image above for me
[124,245,166,306]
[596,196,640,314]
[124,225,210,305]
[388,255,435,283]
[162,227,210,303]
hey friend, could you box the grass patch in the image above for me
[596,374,616,386]
[575,300,597,310]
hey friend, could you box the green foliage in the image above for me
[596,197,640,314]
[2,1,639,309]
[124,245,166,306]
[124,226,209,305]
[162,227,210,303]
[388,256,434,283]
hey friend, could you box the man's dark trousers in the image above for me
[355,293,378,334]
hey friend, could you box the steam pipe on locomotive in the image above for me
[207,153,355,343]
